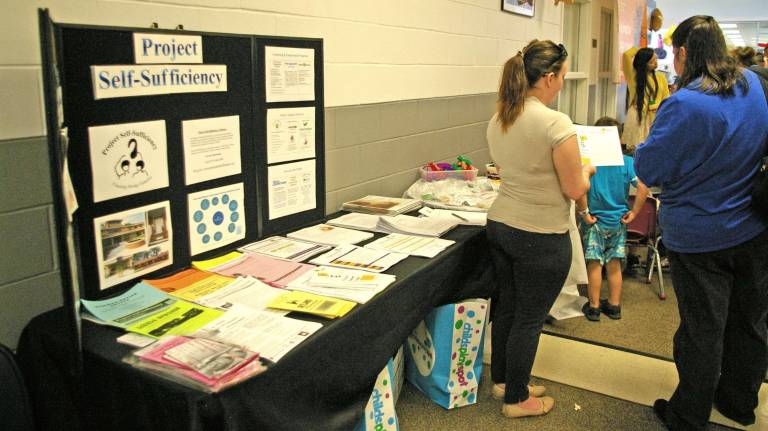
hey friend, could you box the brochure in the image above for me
[364,233,455,258]
[309,244,408,273]
[341,195,421,216]
[239,236,331,262]
[267,290,356,319]
[287,224,374,246]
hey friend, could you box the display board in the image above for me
[41,13,325,301]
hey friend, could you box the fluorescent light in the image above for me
[722,30,741,34]
[719,23,738,29]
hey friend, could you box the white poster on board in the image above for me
[267,107,315,164]
[265,46,315,103]
[182,115,242,185]
[188,183,246,255]
[268,160,316,220]
[88,120,169,202]
[574,125,625,167]
[94,201,173,290]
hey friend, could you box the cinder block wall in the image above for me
[0,0,564,348]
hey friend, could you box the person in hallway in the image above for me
[623,48,670,153]
[486,39,594,419]
[579,116,650,322]
[633,15,768,431]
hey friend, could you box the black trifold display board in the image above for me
[41,11,325,302]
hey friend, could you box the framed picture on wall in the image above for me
[501,0,535,17]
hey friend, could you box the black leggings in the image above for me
[487,220,571,403]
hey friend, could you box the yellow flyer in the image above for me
[127,300,224,338]
[267,291,356,319]
[192,251,242,271]
[167,274,234,302]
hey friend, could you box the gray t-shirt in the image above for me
[487,96,576,234]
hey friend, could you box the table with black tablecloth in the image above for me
[17,223,494,431]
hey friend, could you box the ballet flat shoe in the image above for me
[502,396,555,418]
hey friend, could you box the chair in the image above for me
[625,196,666,300]
[0,343,35,431]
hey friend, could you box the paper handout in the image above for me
[574,125,625,167]
[309,244,408,273]
[267,290,356,319]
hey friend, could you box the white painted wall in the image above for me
[1,0,565,140]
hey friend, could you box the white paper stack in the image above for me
[326,212,381,232]
[418,207,487,226]
[364,233,455,258]
[376,214,458,237]
[341,195,422,216]
[286,266,396,303]
[309,244,408,273]
[239,236,331,262]
[287,224,374,246]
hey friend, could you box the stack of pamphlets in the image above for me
[239,236,331,262]
[341,195,422,216]
[418,207,487,226]
[146,270,288,314]
[81,282,224,338]
[376,214,458,237]
[286,266,396,303]
[364,233,455,258]
[287,223,374,246]
[267,290,357,319]
[326,212,381,232]
[309,244,408,273]
[192,251,243,271]
[125,335,266,392]
[206,253,316,289]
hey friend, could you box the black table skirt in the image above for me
[17,224,495,431]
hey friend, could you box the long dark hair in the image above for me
[496,39,568,132]
[632,48,658,123]
[672,15,746,95]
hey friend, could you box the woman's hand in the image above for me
[582,163,596,177]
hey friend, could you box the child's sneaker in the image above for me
[600,299,622,320]
[582,302,600,322]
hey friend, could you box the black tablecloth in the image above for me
[17,224,494,431]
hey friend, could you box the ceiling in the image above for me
[654,0,767,48]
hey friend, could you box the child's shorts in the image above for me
[581,223,627,265]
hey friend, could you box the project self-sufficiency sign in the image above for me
[91,64,227,99]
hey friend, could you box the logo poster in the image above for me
[88,120,169,202]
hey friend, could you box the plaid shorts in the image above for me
[581,223,627,265]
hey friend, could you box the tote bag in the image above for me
[404,299,488,409]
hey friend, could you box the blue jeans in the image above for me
[487,220,571,403]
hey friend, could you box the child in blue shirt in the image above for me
[578,117,649,321]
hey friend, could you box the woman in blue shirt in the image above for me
[634,16,768,431]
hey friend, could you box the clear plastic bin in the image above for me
[419,166,478,182]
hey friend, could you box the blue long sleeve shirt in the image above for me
[634,69,768,253]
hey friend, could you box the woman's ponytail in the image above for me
[496,53,528,132]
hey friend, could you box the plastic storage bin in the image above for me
[419,166,478,182]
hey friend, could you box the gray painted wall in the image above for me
[0,92,495,348]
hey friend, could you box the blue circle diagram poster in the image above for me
[188,183,246,255]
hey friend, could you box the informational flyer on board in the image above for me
[268,160,316,220]
[93,201,173,290]
[188,183,246,255]
[267,107,315,164]
[574,125,625,167]
[265,46,315,102]
[88,120,169,202]
[182,115,242,185]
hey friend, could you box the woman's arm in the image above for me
[553,135,594,200]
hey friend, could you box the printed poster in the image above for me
[188,183,246,255]
[574,125,625,167]
[267,107,316,164]
[88,120,169,202]
[182,115,242,185]
[265,46,315,103]
[93,201,173,290]
[268,160,316,220]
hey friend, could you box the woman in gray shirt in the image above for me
[486,39,593,419]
